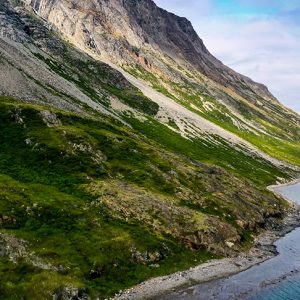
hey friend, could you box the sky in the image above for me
[154,0,300,113]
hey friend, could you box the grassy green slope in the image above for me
[125,64,300,167]
[0,97,290,299]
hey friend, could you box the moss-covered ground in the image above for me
[0,97,290,299]
[125,63,300,167]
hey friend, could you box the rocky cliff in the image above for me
[22,0,274,102]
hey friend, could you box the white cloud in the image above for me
[200,17,300,112]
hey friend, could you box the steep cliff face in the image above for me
[122,0,275,100]
[22,0,273,102]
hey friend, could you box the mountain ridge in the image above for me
[22,0,276,103]
[123,0,276,100]
[21,0,300,149]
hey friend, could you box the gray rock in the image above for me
[53,287,90,300]
[24,138,32,145]
[40,110,61,127]
[23,0,276,103]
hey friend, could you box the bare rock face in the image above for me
[122,0,275,100]
[22,0,275,102]
[0,0,158,118]
[40,110,62,127]
[0,1,28,42]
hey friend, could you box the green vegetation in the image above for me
[125,116,288,186]
[0,174,215,299]
[126,63,300,167]
[32,52,159,116]
[0,97,289,298]
[0,97,214,298]
[125,64,177,100]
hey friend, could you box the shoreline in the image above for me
[268,178,300,200]
[113,180,300,300]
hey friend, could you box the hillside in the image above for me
[22,0,300,166]
[0,0,299,299]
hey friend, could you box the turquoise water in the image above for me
[160,181,300,300]
[250,276,300,300]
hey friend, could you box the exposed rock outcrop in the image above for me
[22,0,275,102]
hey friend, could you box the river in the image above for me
[160,181,300,300]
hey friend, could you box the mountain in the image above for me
[0,0,299,299]
[22,0,300,165]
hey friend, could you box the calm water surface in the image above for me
[161,182,300,300]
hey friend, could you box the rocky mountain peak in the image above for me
[21,0,275,102]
